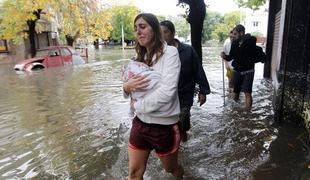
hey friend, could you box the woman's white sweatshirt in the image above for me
[125,44,181,125]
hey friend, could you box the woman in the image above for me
[123,13,184,179]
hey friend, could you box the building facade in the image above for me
[242,2,269,44]
[265,0,310,134]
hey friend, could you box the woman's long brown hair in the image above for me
[134,13,165,66]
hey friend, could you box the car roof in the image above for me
[37,46,72,51]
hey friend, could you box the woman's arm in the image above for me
[123,75,149,98]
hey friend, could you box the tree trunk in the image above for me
[189,16,204,60]
[66,35,74,46]
[180,0,206,60]
[26,9,42,58]
[65,31,80,46]
[27,20,37,58]
[94,39,99,49]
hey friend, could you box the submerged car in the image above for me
[14,46,85,71]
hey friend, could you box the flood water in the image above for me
[0,45,308,179]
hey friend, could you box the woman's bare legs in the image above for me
[128,148,150,180]
[159,150,184,180]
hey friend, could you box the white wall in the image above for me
[242,2,269,37]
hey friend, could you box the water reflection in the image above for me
[0,45,277,179]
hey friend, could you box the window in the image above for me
[0,40,8,52]
[60,48,71,56]
[252,21,259,27]
[49,49,60,56]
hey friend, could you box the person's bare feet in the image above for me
[234,93,239,101]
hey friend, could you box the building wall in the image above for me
[0,31,55,64]
[243,5,269,37]
[36,32,52,49]
[270,0,310,135]
[302,4,310,133]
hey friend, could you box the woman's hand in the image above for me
[123,75,150,94]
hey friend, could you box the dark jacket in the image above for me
[225,34,266,72]
[176,39,211,108]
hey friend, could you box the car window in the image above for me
[61,48,72,56]
[35,49,50,57]
[49,49,60,57]
[68,47,76,54]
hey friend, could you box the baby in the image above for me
[122,60,161,100]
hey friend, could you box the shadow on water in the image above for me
[0,45,309,179]
[252,123,310,180]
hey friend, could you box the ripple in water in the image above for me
[0,46,276,179]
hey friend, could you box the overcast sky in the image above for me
[134,0,240,16]
[103,0,240,16]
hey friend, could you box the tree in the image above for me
[202,11,223,42]
[88,8,113,48]
[174,17,191,40]
[27,9,43,57]
[0,0,53,57]
[108,5,140,43]
[234,0,266,10]
[178,0,206,60]
[164,16,191,40]
[91,10,113,41]
[52,0,113,47]
[212,11,241,42]
[157,15,167,23]
[0,0,113,56]
[251,31,263,37]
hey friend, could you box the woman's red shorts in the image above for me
[129,116,181,157]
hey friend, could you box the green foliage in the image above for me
[58,31,67,45]
[159,16,190,41]
[250,31,263,37]
[234,0,266,10]
[157,15,167,23]
[0,0,113,44]
[212,11,241,42]
[174,19,190,40]
[167,16,190,40]
[202,11,223,42]
[108,5,140,41]
[0,0,49,43]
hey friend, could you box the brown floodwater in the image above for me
[0,45,308,179]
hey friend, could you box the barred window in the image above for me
[252,21,259,27]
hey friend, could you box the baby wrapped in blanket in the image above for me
[122,60,161,100]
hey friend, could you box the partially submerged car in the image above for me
[14,46,85,71]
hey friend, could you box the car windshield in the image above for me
[35,49,50,57]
